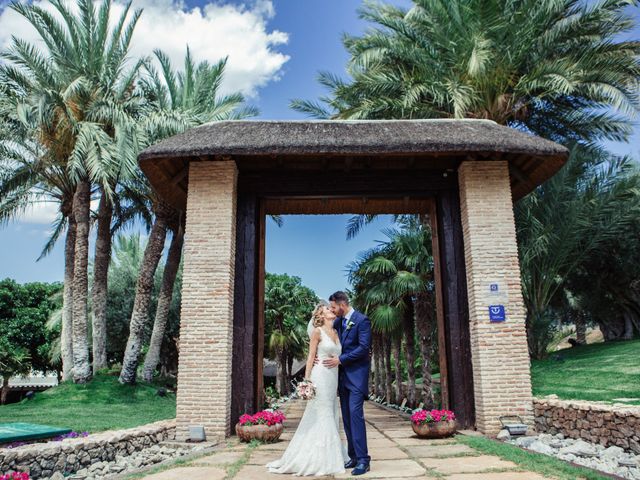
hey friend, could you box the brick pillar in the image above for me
[176,160,238,441]
[458,160,533,435]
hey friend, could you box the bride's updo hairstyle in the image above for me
[311,300,329,328]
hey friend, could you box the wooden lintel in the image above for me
[170,165,189,186]
[509,162,536,191]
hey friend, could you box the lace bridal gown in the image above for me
[267,328,348,476]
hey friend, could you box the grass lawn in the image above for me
[531,339,640,404]
[0,374,176,432]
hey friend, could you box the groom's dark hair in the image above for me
[329,291,349,304]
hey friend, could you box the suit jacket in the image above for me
[334,309,372,395]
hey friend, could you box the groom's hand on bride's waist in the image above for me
[322,356,340,368]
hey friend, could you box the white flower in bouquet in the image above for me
[296,380,317,400]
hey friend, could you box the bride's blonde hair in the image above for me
[311,300,329,328]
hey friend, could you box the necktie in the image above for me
[342,316,347,330]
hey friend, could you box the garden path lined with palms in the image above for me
[139,400,547,480]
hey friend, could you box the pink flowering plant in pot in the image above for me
[1,473,30,480]
[235,409,286,443]
[410,409,457,438]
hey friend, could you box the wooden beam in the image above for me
[509,162,536,192]
[170,165,189,186]
[428,199,449,411]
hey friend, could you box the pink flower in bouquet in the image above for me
[411,409,456,426]
[295,380,316,400]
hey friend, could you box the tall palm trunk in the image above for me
[141,224,184,382]
[61,211,76,381]
[402,297,417,406]
[276,349,288,395]
[91,190,112,374]
[1,376,9,405]
[414,291,435,408]
[374,333,383,397]
[575,311,587,345]
[383,336,393,403]
[377,334,386,398]
[119,204,170,384]
[392,333,402,404]
[71,178,92,383]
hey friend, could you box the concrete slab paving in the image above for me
[420,455,519,474]
[141,466,226,480]
[334,458,427,479]
[405,443,477,458]
[139,400,547,480]
[191,450,246,465]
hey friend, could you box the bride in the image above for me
[266,301,348,476]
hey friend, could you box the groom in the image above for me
[323,291,372,476]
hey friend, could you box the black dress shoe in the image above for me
[344,458,357,469]
[351,463,370,476]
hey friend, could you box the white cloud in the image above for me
[0,0,289,98]
[19,202,59,224]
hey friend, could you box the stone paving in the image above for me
[140,401,550,480]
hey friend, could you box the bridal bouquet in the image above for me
[295,379,316,400]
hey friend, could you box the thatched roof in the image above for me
[138,119,568,209]
[140,119,566,160]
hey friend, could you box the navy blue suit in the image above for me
[334,310,372,465]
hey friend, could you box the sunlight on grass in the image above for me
[531,339,640,404]
[0,374,176,432]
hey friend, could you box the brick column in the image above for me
[458,160,533,435]
[176,160,238,441]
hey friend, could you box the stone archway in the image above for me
[138,119,568,441]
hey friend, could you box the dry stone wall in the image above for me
[534,396,640,454]
[0,420,175,479]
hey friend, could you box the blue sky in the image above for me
[0,0,638,299]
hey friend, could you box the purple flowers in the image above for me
[411,409,456,425]
[53,431,89,441]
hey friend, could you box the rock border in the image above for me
[0,420,175,479]
[534,396,640,454]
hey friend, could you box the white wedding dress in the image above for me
[267,328,348,476]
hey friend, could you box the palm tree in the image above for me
[294,0,640,360]
[264,273,318,394]
[348,220,435,407]
[292,0,640,145]
[119,48,257,384]
[515,144,640,358]
[141,218,184,382]
[2,0,144,383]
[0,85,78,381]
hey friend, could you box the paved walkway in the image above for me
[140,401,549,480]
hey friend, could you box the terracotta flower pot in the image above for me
[235,422,284,443]
[411,420,457,439]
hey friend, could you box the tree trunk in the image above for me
[71,178,92,384]
[119,205,170,384]
[392,333,402,404]
[276,350,288,395]
[1,376,9,405]
[403,297,417,407]
[414,292,435,408]
[141,224,184,383]
[377,334,386,399]
[383,336,393,404]
[91,191,112,374]
[575,311,587,345]
[61,213,76,381]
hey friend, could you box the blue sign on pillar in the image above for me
[489,305,506,322]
